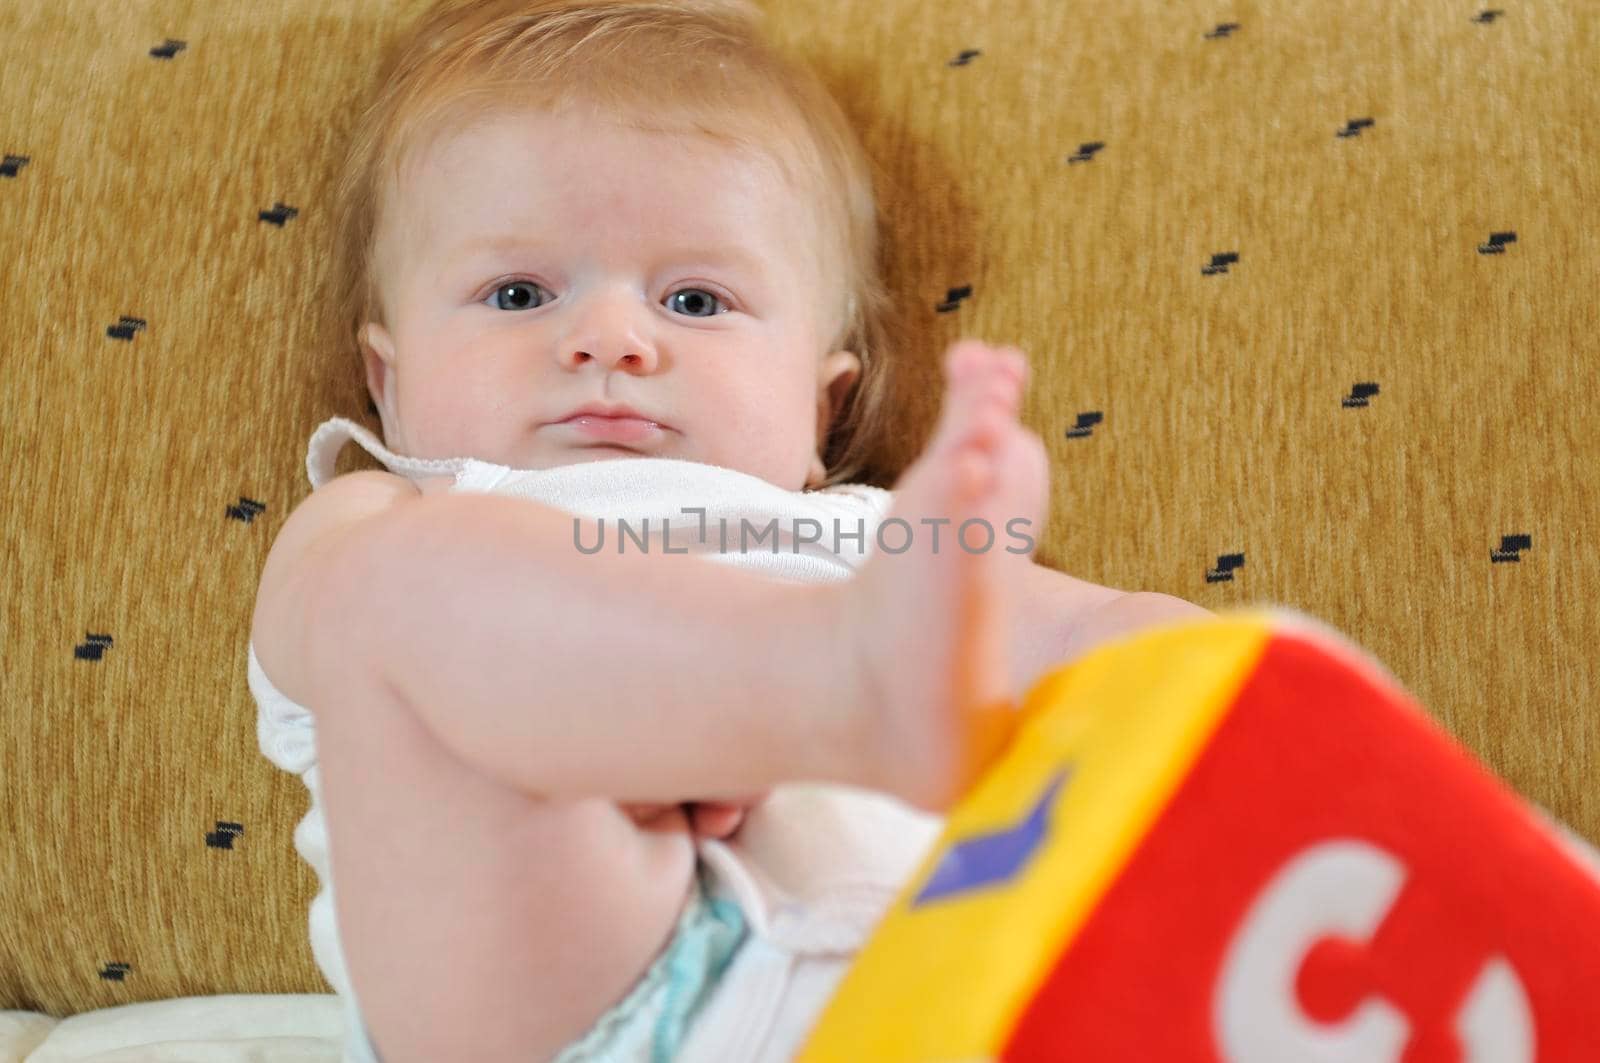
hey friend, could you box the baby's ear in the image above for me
[360,322,400,436]
[815,349,862,437]
[806,350,860,490]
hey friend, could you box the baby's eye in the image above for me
[482,281,729,316]
[485,281,550,311]
[665,288,728,318]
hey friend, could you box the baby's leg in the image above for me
[308,345,1045,812]
[310,665,700,1063]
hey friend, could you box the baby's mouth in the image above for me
[548,414,669,447]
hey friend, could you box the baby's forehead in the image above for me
[383,118,835,261]
[407,102,807,186]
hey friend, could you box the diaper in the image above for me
[554,861,749,1062]
[359,860,748,1063]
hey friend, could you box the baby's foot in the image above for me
[845,340,1049,812]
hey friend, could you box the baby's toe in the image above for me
[944,339,990,378]
[940,348,1017,432]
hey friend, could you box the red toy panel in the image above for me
[1008,633,1600,1061]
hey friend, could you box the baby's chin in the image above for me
[493,441,801,489]
[479,441,676,473]
[551,443,663,464]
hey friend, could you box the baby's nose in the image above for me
[561,286,660,371]
[571,347,653,371]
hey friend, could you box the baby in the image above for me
[249,1,1211,1060]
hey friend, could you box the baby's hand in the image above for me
[621,794,768,840]
[686,794,768,839]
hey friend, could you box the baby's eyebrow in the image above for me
[447,237,769,280]
[443,236,550,273]
[661,245,768,279]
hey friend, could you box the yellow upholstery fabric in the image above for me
[1,0,1594,1015]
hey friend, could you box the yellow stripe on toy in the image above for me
[797,615,1274,1062]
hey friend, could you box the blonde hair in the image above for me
[324,0,899,488]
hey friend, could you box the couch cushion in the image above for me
[1,0,1595,1017]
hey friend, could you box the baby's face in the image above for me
[361,107,860,491]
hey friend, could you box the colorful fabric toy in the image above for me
[799,609,1600,1061]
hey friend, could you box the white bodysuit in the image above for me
[250,417,944,1062]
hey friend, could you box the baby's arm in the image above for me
[1012,563,1215,697]
[287,484,871,805]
